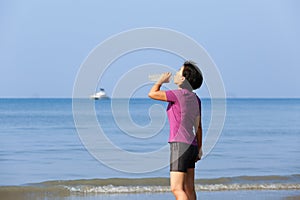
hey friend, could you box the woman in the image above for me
[148,61,203,200]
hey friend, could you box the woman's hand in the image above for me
[195,148,203,162]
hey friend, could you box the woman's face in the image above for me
[174,66,185,85]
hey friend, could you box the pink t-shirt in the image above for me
[166,89,201,146]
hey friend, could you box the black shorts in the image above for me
[170,142,198,172]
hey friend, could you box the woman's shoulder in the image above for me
[168,89,199,100]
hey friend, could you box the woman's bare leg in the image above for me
[184,168,196,200]
[170,171,188,200]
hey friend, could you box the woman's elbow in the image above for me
[148,92,154,99]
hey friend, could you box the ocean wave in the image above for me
[55,174,300,193]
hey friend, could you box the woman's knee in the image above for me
[172,186,187,196]
[171,185,182,193]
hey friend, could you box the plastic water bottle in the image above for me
[148,74,173,82]
[148,74,162,82]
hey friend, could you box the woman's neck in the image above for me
[178,84,193,92]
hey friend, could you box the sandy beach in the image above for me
[1,189,300,200]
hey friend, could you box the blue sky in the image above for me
[1,0,299,98]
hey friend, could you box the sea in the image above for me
[0,98,299,200]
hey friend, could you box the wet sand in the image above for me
[1,189,300,200]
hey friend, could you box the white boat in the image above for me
[90,88,109,100]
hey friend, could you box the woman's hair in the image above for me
[182,61,203,90]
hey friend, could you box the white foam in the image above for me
[196,184,300,191]
[66,185,170,194]
[65,183,300,194]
